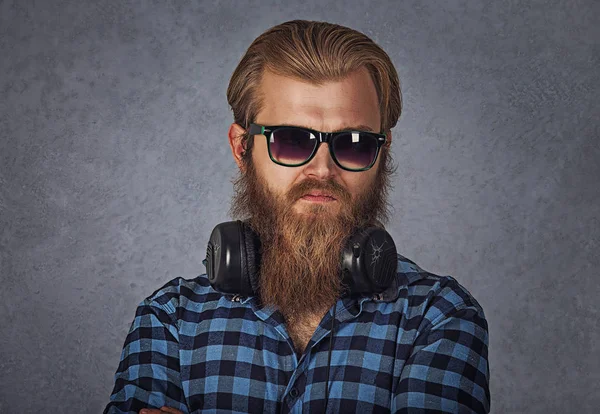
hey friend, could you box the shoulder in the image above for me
[394,253,488,329]
[139,273,222,324]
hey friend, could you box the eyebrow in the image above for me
[333,124,374,132]
[282,123,375,133]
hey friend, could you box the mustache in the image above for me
[286,178,350,203]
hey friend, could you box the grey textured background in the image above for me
[0,0,598,413]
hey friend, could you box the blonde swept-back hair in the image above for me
[226,19,402,158]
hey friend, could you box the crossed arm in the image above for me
[139,407,183,414]
[104,297,490,413]
[103,301,190,414]
[391,302,491,413]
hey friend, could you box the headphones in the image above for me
[202,219,398,298]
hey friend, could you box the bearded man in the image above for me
[105,19,490,414]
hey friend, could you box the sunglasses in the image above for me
[247,123,387,172]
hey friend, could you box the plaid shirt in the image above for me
[104,253,490,413]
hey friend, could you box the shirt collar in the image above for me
[227,270,402,306]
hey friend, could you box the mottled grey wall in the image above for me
[0,0,598,413]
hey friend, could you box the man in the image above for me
[105,20,490,413]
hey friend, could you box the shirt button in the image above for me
[289,388,299,398]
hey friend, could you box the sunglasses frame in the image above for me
[247,123,387,172]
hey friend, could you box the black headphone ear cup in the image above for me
[241,221,261,295]
[205,220,252,296]
[340,227,397,296]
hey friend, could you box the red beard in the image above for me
[228,146,393,321]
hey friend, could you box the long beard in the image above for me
[228,149,393,321]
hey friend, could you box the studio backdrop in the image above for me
[0,0,598,413]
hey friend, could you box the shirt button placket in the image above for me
[289,388,299,398]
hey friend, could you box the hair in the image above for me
[226,19,402,166]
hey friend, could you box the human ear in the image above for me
[228,122,247,172]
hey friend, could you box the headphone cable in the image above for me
[324,300,337,412]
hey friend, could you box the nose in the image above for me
[303,142,336,179]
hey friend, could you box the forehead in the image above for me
[257,66,381,132]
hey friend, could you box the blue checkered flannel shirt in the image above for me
[104,253,490,413]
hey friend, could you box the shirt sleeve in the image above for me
[103,300,190,414]
[390,301,491,413]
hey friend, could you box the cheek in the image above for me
[260,162,298,195]
[345,172,374,199]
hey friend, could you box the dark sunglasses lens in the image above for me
[270,128,317,165]
[333,132,378,170]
